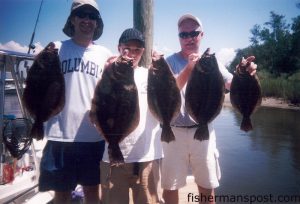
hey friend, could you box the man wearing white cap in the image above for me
[38,0,111,203]
[161,14,257,204]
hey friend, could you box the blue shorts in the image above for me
[39,140,105,192]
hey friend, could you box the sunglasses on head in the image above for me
[74,11,99,20]
[178,30,201,39]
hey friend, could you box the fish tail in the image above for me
[161,124,175,143]
[241,117,253,132]
[108,143,125,166]
[30,120,44,140]
[194,123,209,141]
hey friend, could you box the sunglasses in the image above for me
[178,30,201,39]
[74,11,99,20]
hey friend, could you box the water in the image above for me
[215,106,300,203]
[4,95,300,203]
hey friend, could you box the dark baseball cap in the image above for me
[118,28,145,47]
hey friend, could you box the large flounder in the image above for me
[147,54,181,143]
[185,48,225,141]
[230,60,262,132]
[90,56,139,166]
[23,42,65,140]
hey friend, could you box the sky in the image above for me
[0,0,299,66]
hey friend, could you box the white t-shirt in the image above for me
[45,39,112,142]
[102,66,163,163]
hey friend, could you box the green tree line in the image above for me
[229,9,300,105]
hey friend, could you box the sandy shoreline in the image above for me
[223,93,300,110]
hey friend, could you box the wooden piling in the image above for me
[133,0,153,67]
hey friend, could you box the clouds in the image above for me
[153,45,174,57]
[216,48,236,67]
[0,40,237,67]
[0,41,44,54]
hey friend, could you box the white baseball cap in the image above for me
[178,14,203,31]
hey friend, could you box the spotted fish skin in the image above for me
[185,49,225,141]
[91,56,139,166]
[230,63,262,132]
[147,55,181,143]
[23,42,65,140]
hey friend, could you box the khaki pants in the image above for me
[100,160,160,204]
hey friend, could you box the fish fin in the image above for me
[194,123,209,141]
[30,120,44,140]
[108,143,124,166]
[240,117,253,132]
[161,124,175,143]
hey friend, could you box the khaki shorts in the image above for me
[161,126,221,190]
[100,160,160,204]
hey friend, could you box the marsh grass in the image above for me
[258,71,300,104]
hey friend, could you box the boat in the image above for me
[4,72,23,95]
[0,49,54,204]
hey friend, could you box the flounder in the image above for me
[230,60,262,132]
[23,42,65,140]
[185,48,225,141]
[90,56,139,166]
[147,54,181,143]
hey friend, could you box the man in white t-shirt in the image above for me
[38,0,111,203]
[161,14,257,204]
[100,28,163,204]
